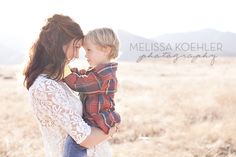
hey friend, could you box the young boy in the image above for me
[63,28,121,157]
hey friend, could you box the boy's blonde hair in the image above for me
[84,28,119,59]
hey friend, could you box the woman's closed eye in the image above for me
[75,46,80,51]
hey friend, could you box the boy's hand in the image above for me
[79,69,87,75]
[70,68,79,73]
[70,68,86,75]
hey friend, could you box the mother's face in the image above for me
[63,38,83,63]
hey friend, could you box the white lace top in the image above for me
[29,75,112,157]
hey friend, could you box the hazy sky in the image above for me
[0,0,235,53]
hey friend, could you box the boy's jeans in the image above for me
[63,135,87,157]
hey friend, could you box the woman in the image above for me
[23,14,116,157]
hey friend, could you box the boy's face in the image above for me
[83,39,110,67]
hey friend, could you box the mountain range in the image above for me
[117,29,236,62]
[0,29,235,64]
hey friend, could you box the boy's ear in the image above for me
[103,46,112,56]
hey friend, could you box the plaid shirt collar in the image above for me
[88,62,118,76]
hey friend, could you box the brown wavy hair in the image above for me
[23,14,84,90]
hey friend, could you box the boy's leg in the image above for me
[63,135,87,157]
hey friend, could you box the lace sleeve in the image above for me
[31,78,91,144]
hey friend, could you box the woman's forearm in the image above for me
[79,127,109,148]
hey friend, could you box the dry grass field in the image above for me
[0,57,236,157]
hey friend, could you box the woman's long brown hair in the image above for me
[23,14,83,90]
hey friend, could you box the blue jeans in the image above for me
[63,135,87,157]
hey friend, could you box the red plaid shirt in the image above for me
[64,62,121,134]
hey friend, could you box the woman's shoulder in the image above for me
[29,74,63,93]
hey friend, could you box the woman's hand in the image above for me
[80,123,120,148]
[109,123,120,138]
[80,127,110,148]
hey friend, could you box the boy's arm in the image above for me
[64,71,103,94]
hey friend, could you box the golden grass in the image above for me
[1,57,236,157]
